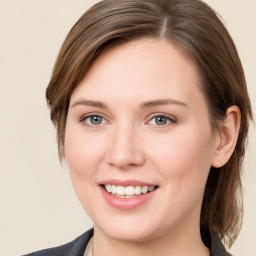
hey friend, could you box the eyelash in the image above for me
[147,113,177,127]
[79,113,177,128]
[79,113,108,128]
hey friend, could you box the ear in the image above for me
[211,106,241,168]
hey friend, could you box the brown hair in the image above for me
[46,0,253,247]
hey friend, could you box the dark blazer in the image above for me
[23,228,231,256]
[23,229,93,256]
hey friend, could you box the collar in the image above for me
[68,228,231,256]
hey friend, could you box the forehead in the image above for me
[71,38,205,110]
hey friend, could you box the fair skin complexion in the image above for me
[65,39,240,256]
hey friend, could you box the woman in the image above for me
[25,0,252,255]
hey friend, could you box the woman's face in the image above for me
[65,39,219,242]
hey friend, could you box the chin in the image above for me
[95,217,160,243]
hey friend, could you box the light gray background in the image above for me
[0,1,255,255]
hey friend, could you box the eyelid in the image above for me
[146,113,178,126]
[78,112,177,128]
[79,112,109,127]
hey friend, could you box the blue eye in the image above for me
[148,115,176,126]
[82,115,107,126]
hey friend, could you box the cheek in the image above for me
[65,126,104,174]
[64,125,107,205]
[64,126,105,214]
[147,127,214,196]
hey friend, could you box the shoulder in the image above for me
[23,229,93,256]
[211,236,233,256]
[201,226,232,256]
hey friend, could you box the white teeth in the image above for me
[104,184,156,196]
[116,186,125,195]
[105,184,112,193]
[111,185,117,193]
[142,186,148,194]
[135,185,142,195]
[149,186,155,192]
[125,186,135,196]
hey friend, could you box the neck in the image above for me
[92,223,210,256]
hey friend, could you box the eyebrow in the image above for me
[71,100,107,109]
[71,98,188,109]
[140,99,188,108]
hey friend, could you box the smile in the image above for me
[99,179,159,210]
[104,184,156,198]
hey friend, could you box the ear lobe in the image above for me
[211,105,241,168]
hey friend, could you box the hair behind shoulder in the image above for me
[46,0,253,246]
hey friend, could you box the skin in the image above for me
[64,39,240,256]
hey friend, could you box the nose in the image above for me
[106,124,145,169]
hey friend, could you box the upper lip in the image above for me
[99,179,157,187]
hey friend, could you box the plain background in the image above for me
[0,1,255,255]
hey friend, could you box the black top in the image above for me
[23,228,231,256]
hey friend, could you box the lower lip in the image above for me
[99,186,158,210]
